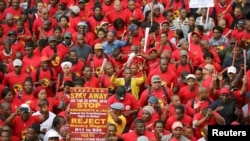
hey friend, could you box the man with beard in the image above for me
[88,5,109,34]
[57,32,75,59]
[67,50,84,76]
[210,87,242,124]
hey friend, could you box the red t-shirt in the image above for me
[139,86,173,107]
[121,130,156,141]
[146,67,178,89]
[108,93,139,124]
[165,115,192,130]
[168,104,194,117]
[178,85,199,104]
[11,115,40,140]
[193,111,219,139]
[23,55,41,73]
[83,76,99,88]
[2,72,29,94]
[30,97,59,112]
[3,7,23,20]
[123,8,144,23]
[71,60,85,76]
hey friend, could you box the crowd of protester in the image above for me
[0,0,250,141]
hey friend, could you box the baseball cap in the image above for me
[77,21,88,27]
[153,4,160,9]
[220,87,230,94]
[161,20,170,26]
[172,121,183,129]
[148,48,157,54]
[227,66,236,74]
[8,30,17,36]
[100,21,109,26]
[137,136,149,141]
[78,0,84,3]
[47,130,60,138]
[186,74,196,80]
[48,36,57,42]
[13,59,22,67]
[180,50,188,56]
[110,102,124,111]
[151,75,161,83]
[128,23,138,32]
[63,32,72,38]
[40,56,49,62]
[20,103,30,113]
[238,20,245,26]
[191,31,201,39]
[148,96,159,104]
[115,86,126,100]
[94,43,103,50]
[70,5,80,14]
[177,38,187,48]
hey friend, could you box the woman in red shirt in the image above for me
[29,86,64,113]
[18,78,34,104]
[1,87,21,113]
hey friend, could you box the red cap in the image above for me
[41,56,49,62]
[191,31,202,39]
[161,20,170,26]
[220,87,230,94]
[148,48,157,54]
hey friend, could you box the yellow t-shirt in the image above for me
[108,113,127,135]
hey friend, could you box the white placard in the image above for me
[189,0,214,8]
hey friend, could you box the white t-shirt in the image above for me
[32,111,56,131]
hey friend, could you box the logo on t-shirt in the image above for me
[13,84,23,94]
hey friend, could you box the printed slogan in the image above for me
[69,87,109,141]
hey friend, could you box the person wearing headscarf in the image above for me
[130,105,156,132]
[57,61,77,91]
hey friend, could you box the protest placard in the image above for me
[69,87,109,141]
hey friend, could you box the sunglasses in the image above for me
[43,12,49,15]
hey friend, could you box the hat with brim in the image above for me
[94,43,103,50]
[48,36,57,42]
[220,87,230,95]
[110,102,124,111]
[151,75,161,83]
[172,121,183,129]
[41,56,50,62]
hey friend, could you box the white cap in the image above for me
[172,121,183,129]
[13,59,22,67]
[69,6,80,14]
[137,136,149,141]
[186,74,196,80]
[77,21,88,27]
[227,66,236,74]
[47,130,60,138]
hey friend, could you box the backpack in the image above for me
[88,53,109,66]
[36,67,54,82]
[58,72,77,86]
[147,86,169,116]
